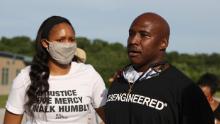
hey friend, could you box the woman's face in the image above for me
[48,22,76,43]
[41,22,77,65]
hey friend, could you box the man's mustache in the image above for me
[127,45,140,52]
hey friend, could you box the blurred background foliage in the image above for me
[1,36,220,87]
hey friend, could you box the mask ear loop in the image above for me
[44,40,51,51]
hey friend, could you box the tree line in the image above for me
[0,36,219,86]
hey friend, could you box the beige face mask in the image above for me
[46,41,77,65]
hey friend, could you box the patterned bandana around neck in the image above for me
[123,66,159,84]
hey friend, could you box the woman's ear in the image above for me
[41,39,48,49]
[160,38,168,51]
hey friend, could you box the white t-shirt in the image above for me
[6,62,107,124]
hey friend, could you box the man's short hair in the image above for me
[197,73,219,95]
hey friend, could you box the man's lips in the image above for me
[128,50,141,57]
[127,45,141,57]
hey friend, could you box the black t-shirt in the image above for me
[105,65,214,124]
[214,104,220,120]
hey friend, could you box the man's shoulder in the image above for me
[165,65,193,81]
[161,65,195,89]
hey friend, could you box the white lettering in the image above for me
[107,93,167,111]
[155,100,164,110]
[149,99,157,108]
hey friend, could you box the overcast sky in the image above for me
[0,0,219,54]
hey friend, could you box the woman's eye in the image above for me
[70,39,76,42]
[54,39,63,42]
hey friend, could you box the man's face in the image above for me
[127,18,162,67]
[200,86,213,103]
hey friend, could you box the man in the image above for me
[198,73,220,124]
[105,12,214,124]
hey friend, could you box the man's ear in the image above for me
[41,39,48,49]
[160,38,168,51]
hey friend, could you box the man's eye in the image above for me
[140,32,150,38]
[129,31,134,36]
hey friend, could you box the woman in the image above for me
[4,16,106,124]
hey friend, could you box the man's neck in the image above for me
[210,99,220,111]
[133,60,167,73]
[133,64,149,73]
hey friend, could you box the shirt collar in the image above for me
[123,65,160,83]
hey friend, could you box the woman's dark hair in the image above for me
[25,16,73,118]
[197,73,219,95]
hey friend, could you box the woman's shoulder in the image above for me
[71,62,96,72]
[71,62,100,77]
[12,65,31,89]
[20,65,31,73]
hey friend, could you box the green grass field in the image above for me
[215,92,220,99]
[0,95,8,108]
